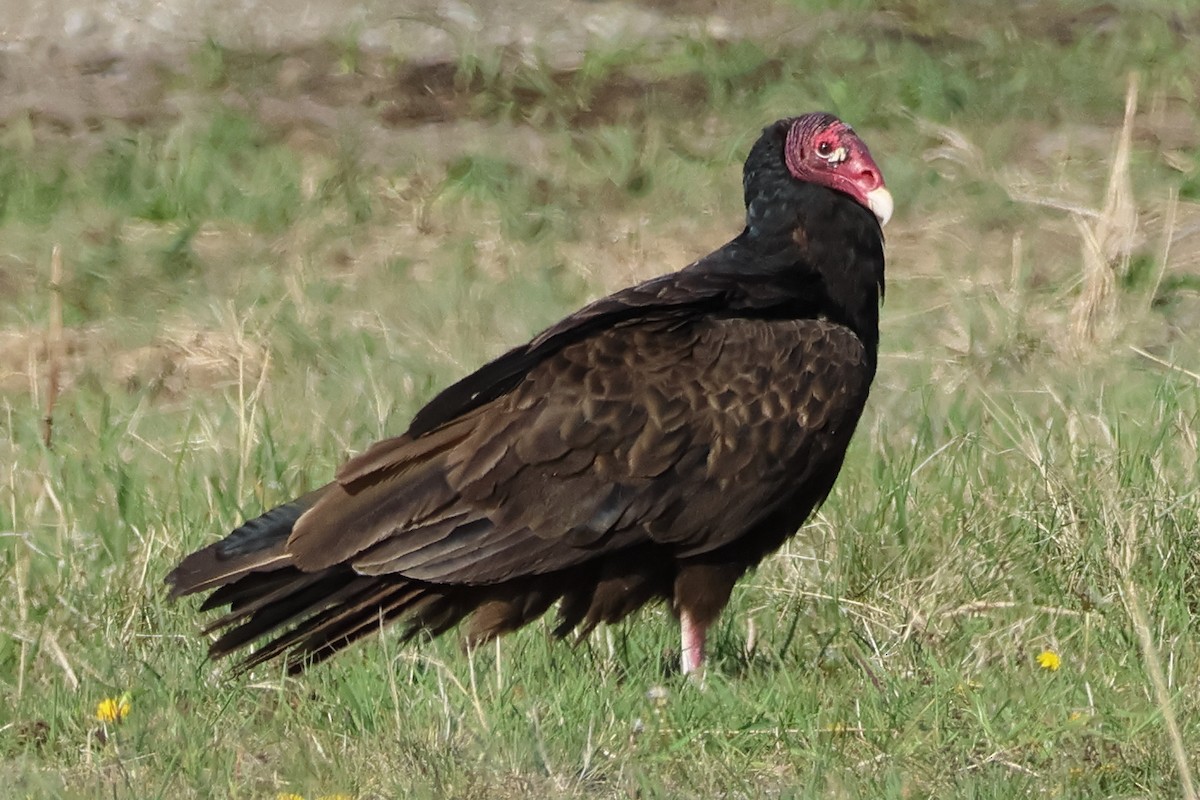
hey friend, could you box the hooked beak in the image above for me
[866,186,893,227]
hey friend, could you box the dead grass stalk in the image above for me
[1069,75,1140,346]
[42,244,64,448]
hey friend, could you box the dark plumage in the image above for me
[166,112,892,675]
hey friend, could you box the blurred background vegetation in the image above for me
[2,1,1199,797]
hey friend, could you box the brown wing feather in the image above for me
[287,316,869,583]
[166,488,328,599]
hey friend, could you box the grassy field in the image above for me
[3,1,1200,797]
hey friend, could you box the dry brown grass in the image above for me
[1068,76,1140,347]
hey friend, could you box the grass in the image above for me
[3,1,1200,797]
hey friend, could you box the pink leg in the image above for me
[680,609,707,675]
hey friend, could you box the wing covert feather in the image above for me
[287,316,871,583]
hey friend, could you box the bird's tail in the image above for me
[167,489,675,673]
[166,486,569,673]
[164,486,380,672]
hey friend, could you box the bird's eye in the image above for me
[816,141,834,157]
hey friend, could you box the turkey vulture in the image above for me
[166,112,891,675]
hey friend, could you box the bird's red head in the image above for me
[783,113,893,227]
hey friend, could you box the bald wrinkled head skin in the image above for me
[783,112,892,226]
[167,112,889,678]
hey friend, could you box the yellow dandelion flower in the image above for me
[95,693,131,723]
[1036,649,1061,671]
